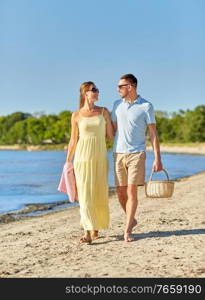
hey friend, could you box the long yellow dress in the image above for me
[73,110,109,230]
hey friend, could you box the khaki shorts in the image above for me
[113,152,146,186]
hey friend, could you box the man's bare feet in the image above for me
[91,230,99,240]
[123,219,137,234]
[132,218,138,230]
[123,219,137,242]
[124,232,134,242]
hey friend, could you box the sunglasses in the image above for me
[89,87,99,93]
[118,84,130,89]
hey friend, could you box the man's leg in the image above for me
[123,152,146,242]
[124,184,138,241]
[116,185,127,212]
[114,153,137,239]
[116,185,138,228]
[114,153,128,213]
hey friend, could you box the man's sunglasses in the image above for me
[90,87,99,93]
[118,84,130,89]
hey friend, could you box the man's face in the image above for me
[117,79,131,98]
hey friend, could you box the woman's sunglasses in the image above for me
[90,87,99,93]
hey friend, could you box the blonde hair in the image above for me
[79,81,94,108]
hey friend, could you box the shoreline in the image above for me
[0,143,205,155]
[0,186,117,224]
[0,170,204,278]
[0,171,205,225]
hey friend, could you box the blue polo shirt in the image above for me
[111,95,156,153]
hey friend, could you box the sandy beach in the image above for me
[0,171,204,278]
[1,143,205,155]
[147,144,205,155]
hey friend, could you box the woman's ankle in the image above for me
[85,230,91,238]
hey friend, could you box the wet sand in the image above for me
[0,172,204,278]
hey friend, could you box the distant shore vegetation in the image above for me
[0,106,204,150]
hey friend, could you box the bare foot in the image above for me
[132,219,138,230]
[91,230,99,240]
[123,219,137,236]
[124,232,134,242]
[79,236,92,244]
[79,230,92,244]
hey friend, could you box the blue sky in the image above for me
[1,0,205,116]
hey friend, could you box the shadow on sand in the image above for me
[92,229,205,245]
[110,228,205,242]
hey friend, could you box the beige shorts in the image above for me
[113,152,146,186]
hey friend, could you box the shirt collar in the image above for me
[122,94,141,104]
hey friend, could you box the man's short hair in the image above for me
[120,74,138,88]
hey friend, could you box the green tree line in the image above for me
[0,106,204,148]
[155,105,205,143]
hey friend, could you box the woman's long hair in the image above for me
[79,81,94,109]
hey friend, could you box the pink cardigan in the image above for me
[57,162,78,202]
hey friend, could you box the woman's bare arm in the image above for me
[112,121,117,136]
[66,112,79,163]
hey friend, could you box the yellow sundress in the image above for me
[73,109,109,230]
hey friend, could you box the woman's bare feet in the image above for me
[79,230,92,244]
[91,230,99,240]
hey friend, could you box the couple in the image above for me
[66,74,163,243]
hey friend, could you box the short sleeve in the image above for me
[145,103,156,124]
[111,102,117,122]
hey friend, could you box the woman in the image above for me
[66,81,114,243]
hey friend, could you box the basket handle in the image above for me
[148,168,170,182]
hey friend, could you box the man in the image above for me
[111,74,163,242]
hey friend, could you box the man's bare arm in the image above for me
[147,124,163,172]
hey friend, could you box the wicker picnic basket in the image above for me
[145,168,174,198]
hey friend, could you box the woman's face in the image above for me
[85,84,99,103]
